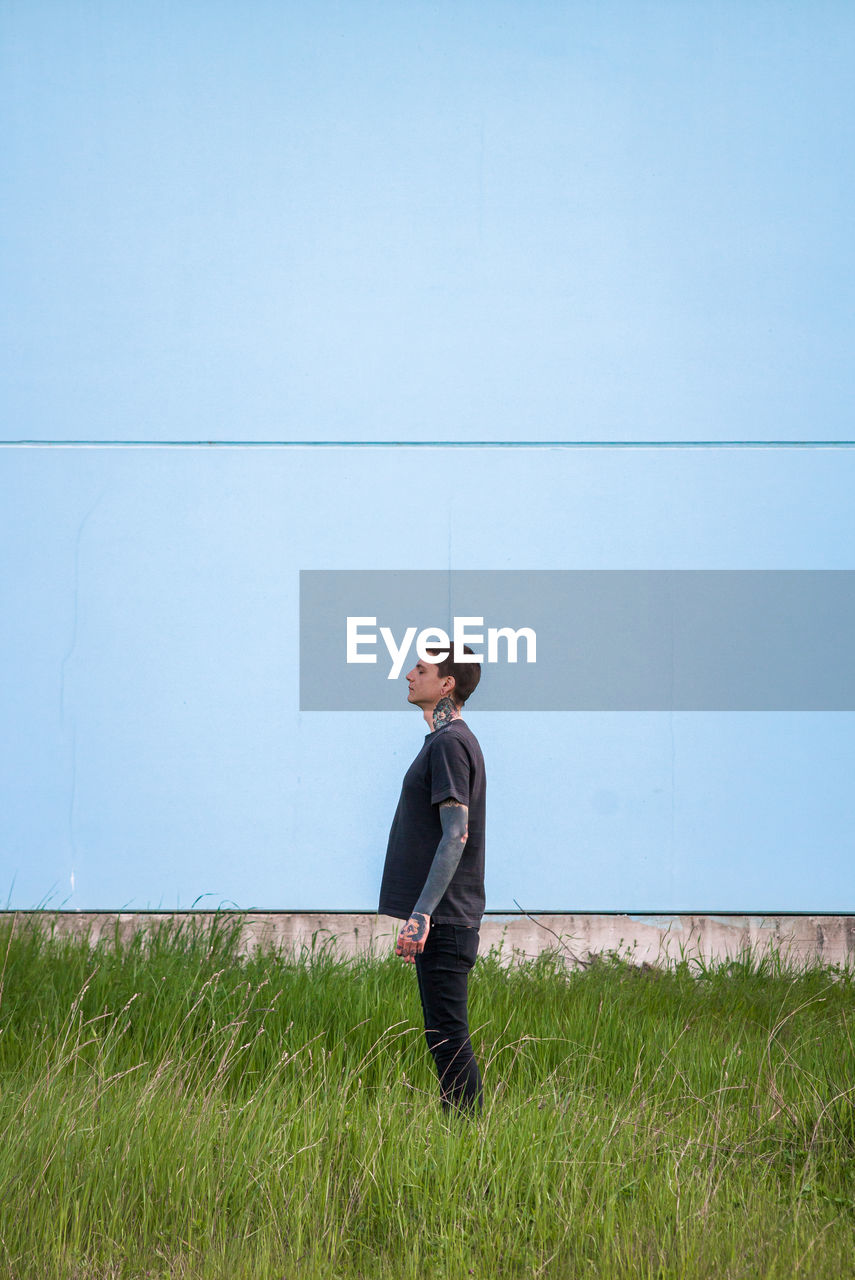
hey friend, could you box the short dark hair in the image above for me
[426,644,481,707]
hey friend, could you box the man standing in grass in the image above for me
[378,644,486,1116]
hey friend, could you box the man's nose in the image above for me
[405,668,416,682]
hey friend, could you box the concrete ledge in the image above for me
[3,911,854,969]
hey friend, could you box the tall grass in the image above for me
[0,912,853,1278]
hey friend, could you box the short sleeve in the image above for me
[429,733,471,807]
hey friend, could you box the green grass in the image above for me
[0,913,853,1279]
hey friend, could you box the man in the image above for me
[378,643,486,1116]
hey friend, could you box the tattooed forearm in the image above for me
[432,696,460,731]
[412,800,469,917]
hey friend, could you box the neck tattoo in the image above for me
[432,696,460,731]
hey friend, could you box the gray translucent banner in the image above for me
[299,571,855,711]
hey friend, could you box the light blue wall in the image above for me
[2,4,854,911]
[1,445,853,912]
[3,1,854,444]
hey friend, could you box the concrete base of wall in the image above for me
[4,911,855,969]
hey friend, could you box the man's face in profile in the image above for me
[405,658,448,711]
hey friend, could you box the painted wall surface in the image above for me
[2,5,854,912]
[1,445,853,912]
[3,2,854,445]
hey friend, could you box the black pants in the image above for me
[414,921,483,1115]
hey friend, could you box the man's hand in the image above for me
[396,912,430,963]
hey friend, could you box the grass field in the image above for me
[0,914,853,1279]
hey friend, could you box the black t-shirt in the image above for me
[378,719,486,927]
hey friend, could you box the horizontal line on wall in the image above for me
[2,440,855,450]
[2,909,850,918]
